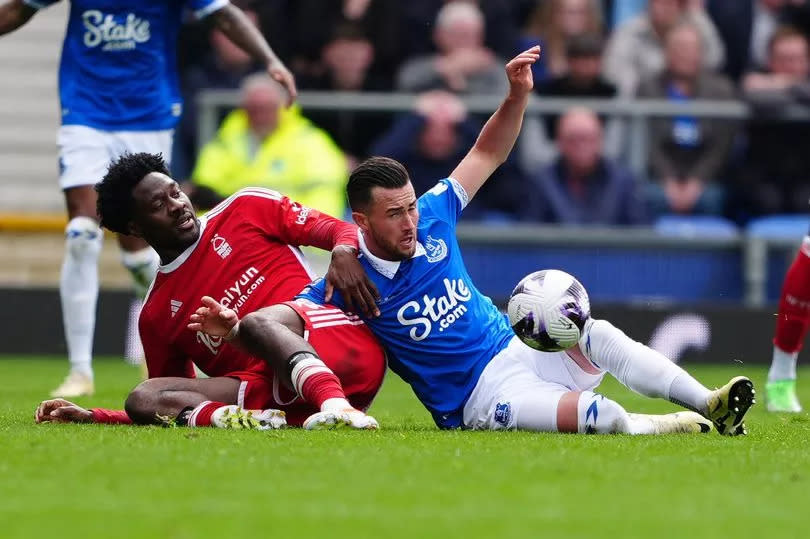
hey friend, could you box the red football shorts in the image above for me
[232,300,386,426]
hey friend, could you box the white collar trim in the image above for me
[357,229,425,279]
[159,215,208,274]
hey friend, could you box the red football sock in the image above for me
[774,239,810,353]
[186,400,227,427]
[289,353,347,409]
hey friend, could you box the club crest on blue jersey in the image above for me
[424,235,448,263]
[494,402,512,427]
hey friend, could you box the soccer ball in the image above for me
[507,269,591,352]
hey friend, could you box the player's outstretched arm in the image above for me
[450,46,540,201]
[35,399,92,423]
[0,0,36,35]
[212,3,297,105]
[36,399,133,424]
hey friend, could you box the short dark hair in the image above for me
[96,152,170,234]
[347,156,410,211]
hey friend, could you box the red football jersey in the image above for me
[139,187,357,379]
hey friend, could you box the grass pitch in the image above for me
[1,358,809,539]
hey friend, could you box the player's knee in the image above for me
[124,379,161,425]
[577,391,631,434]
[64,217,103,260]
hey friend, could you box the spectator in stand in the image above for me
[288,0,403,89]
[517,0,604,83]
[400,0,519,62]
[707,0,791,83]
[370,90,527,220]
[190,74,348,217]
[603,0,725,96]
[737,26,810,216]
[298,22,393,163]
[640,22,736,217]
[537,34,618,137]
[173,9,264,180]
[518,34,623,176]
[396,2,508,94]
[526,107,646,225]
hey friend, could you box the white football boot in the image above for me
[303,409,379,430]
[211,405,286,430]
[50,371,94,398]
[628,411,712,434]
[705,376,756,436]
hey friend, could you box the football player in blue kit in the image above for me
[0,0,296,397]
[192,47,756,436]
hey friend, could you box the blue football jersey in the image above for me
[24,0,227,130]
[298,178,515,428]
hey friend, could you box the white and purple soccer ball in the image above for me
[507,270,591,352]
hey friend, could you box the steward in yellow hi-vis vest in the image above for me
[192,75,348,219]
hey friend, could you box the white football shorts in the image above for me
[462,336,606,430]
[58,124,173,190]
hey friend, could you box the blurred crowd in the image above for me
[174,0,810,226]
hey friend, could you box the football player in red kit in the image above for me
[35,152,386,430]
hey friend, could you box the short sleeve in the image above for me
[185,0,229,19]
[416,177,469,227]
[296,279,342,309]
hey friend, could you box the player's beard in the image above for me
[369,227,415,261]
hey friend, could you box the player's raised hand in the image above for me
[35,399,92,423]
[188,296,240,338]
[267,58,298,106]
[505,45,540,96]
[325,245,380,318]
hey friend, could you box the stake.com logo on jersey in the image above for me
[195,266,266,355]
[396,277,472,341]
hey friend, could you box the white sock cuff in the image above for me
[290,356,332,397]
[576,392,631,434]
[121,247,158,269]
[65,216,101,235]
[769,346,799,381]
[321,397,352,412]
[187,400,214,427]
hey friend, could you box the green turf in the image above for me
[1,358,809,538]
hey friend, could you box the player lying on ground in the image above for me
[35,153,384,430]
[194,46,756,435]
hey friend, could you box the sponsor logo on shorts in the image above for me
[494,402,512,427]
[211,234,232,259]
[82,11,150,51]
[424,235,447,263]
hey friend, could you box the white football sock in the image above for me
[768,346,798,382]
[581,319,711,413]
[60,217,103,378]
[577,392,651,434]
[121,247,159,299]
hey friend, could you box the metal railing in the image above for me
[197,91,810,176]
[196,91,808,306]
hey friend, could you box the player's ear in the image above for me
[351,211,369,231]
[126,220,143,238]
